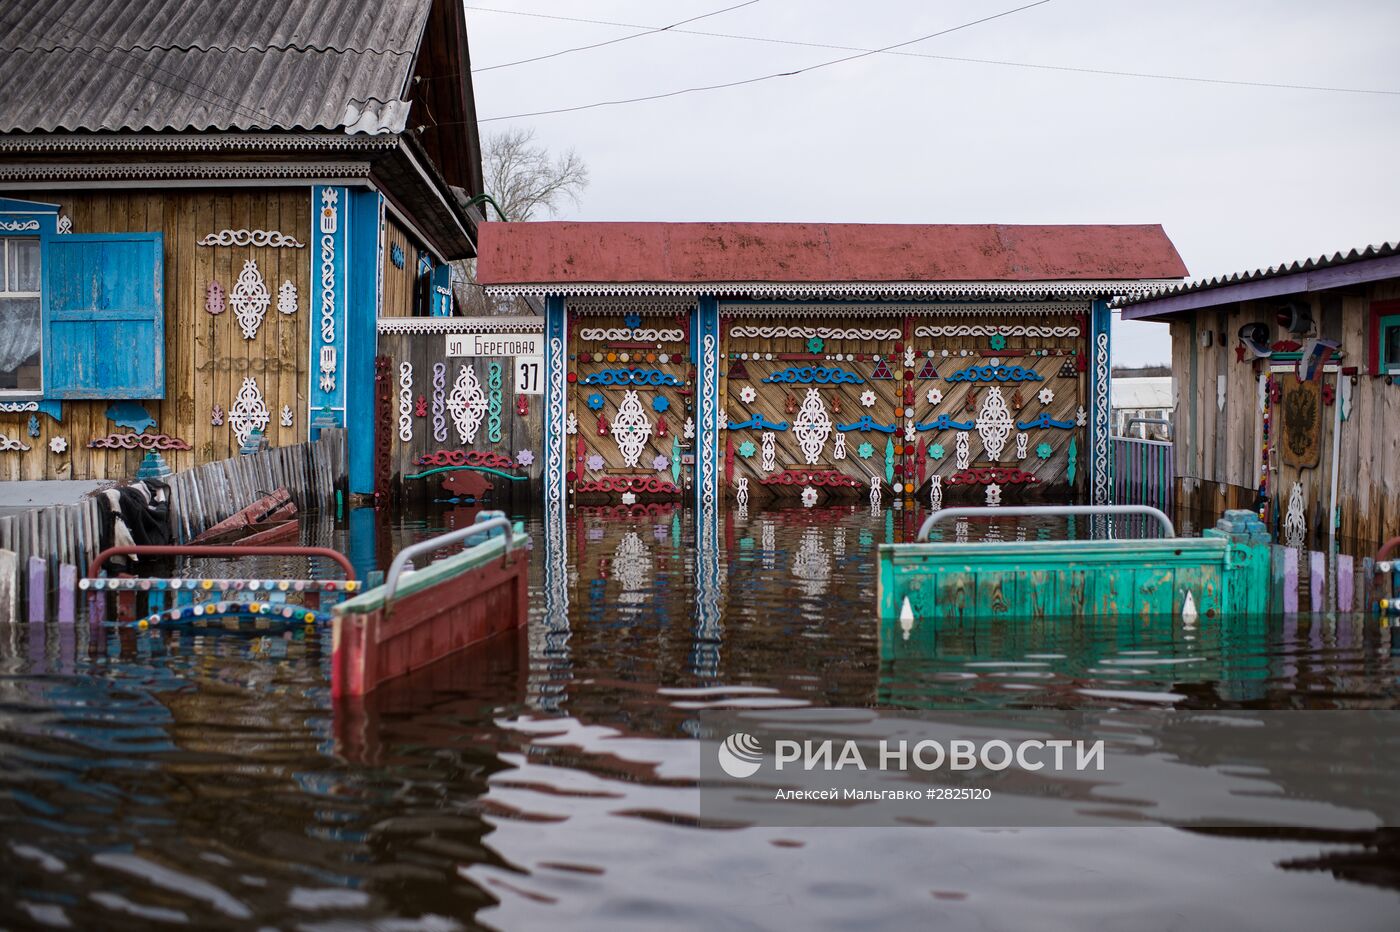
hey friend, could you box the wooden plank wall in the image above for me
[0,187,311,482]
[377,329,543,500]
[1168,280,1400,550]
[723,308,1087,503]
[381,214,419,318]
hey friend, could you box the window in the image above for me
[1383,316,1400,373]
[0,237,41,393]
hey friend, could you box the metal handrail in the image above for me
[917,504,1176,542]
[382,516,516,605]
[87,545,355,581]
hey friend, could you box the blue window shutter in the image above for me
[41,233,164,399]
[430,264,452,317]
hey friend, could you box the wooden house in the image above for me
[0,0,483,497]
[474,222,1187,515]
[1118,242,1400,551]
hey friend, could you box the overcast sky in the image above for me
[464,0,1400,366]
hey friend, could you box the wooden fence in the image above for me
[0,430,345,623]
[1112,436,1174,514]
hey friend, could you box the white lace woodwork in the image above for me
[1284,482,1306,548]
[230,259,270,340]
[228,377,269,445]
[318,189,338,393]
[1016,433,1029,460]
[198,229,305,248]
[431,363,448,443]
[976,387,1014,462]
[869,476,882,509]
[913,324,1082,338]
[986,484,1002,506]
[833,433,847,460]
[735,476,750,508]
[566,411,579,435]
[760,431,776,473]
[398,362,414,443]
[929,474,943,511]
[447,364,487,444]
[277,280,298,315]
[683,417,695,440]
[793,387,832,465]
[280,405,293,428]
[728,325,902,340]
[612,390,652,468]
[955,432,971,470]
[578,327,685,342]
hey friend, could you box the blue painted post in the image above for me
[346,189,382,496]
[309,185,350,437]
[430,264,453,317]
[543,296,569,532]
[1088,299,1113,512]
[693,298,721,550]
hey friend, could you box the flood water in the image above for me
[2,504,1399,930]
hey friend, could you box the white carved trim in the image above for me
[793,387,833,465]
[55,214,71,234]
[0,402,38,412]
[929,474,943,511]
[431,363,448,443]
[869,475,882,510]
[578,327,685,342]
[229,377,269,445]
[760,431,776,473]
[280,405,293,428]
[0,432,31,452]
[230,259,270,340]
[376,316,545,335]
[488,282,1162,300]
[833,432,847,460]
[915,321,1084,337]
[318,189,339,394]
[728,325,903,340]
[447,364,487,444]
[955,432,971,470]
[976,387,1014,462]
[1284,482,1306,548]
[0,219,39,232]
[1016,432,1029,460]
[198,229,305,248]
[398,362,414,443]
[277,280,298,315]
[735,475,750,508]
[613,390,652,468]
[0,160,374,183]
[0,132,398,154]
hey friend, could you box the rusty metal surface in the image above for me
[476,222,1189,286]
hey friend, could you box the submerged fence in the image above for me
[0,430,345,623]
[1112,436,1174,514]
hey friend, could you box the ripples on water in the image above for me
[1,505,1398,930]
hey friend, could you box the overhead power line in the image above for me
[476,0,1054,123]
[465,4,1400,99]
[473,0,763,74]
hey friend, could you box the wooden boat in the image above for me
[330,512,529,698]
[189,488,298,545]
[878,505,1271,624]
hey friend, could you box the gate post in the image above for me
[1089,298,1113,507]
[543,295,569,529]
[694,297,721,551]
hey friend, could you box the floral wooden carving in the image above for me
[277,280,298,315]
[613,390,652,467]
[87,432,189,450]
[447,364,487,444]
[0,432,31,452]
[198,229,305,248]
[228,377,269,445]
[976,386,1014,461]
[230,259,271,340]
[398,362,414,442]
[206,281,226,315]
[280,405,293,428]
[760,431,776,472]
[793,387,832,465]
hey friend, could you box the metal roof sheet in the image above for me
[0,0,432,134]
[476,222,1189,287]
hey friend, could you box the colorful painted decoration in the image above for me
[27,414,39,438]
[1058,360,1078,378]
[597,414,609,435]
[729,359,750,380]
[448,364,487,444]
[1036,441,1052,459]
[928,443,945,460]
[1075,405,1088,427]
[230,259,271,340]
[106,402,155,434]
[581,369,681,386]
[652,454,670,471]
[1067,436,1078,484]
[729,414,789,431]
[947,467,1039,485]
[672,436,682,483]
[398,362,414,442]
[1015,412,1077,430]
[837,415,897,433]
[801,486,819,507]
[0,432,30,452]
[515,393,528,418]
[794,387,832,465]
[1016,433,1029,460]
[656,417,667,437]
[859,389,877,407]
[587,453,605,471]
[228,377,269,445]
[1037,386,1055,405]
[487,362,503,443]
[586,393,605,411]
[652,395,670,413]
[620,491,637,506]
[624,312,642,329]
[785,393,798,416]
[914,414,974,431]
[925,387,943,405]
[986,483,1003,505]
[806,337,825,353]
[280,405,293,428]
[432,363,448,443]
[415,450,517,469]
[211,404,223,426]
[762,366,865,385]
[955,432,970,470]
[760,432,777,472]
[917,359,938,380]
[197,229,304,248]
[903,347,917,369]
[833,433,847,460]
[947,364,1043,383]
[870,358,894,380]
[575,476,681,494]
[276,280,298,315]
[739,385,757,404]
[87,432,189,451]
[49,436,67,454]
[415,395,427,417]
[613,390,652,467]
[205,281,226,315]
[516,449,535,467]
[857,441,874,459]
[738,439,755,458]
[975,386,1014,461]
[884,438,895,483]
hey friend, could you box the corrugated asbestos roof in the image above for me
[1116,241,1400,308]
[0,0,433,134]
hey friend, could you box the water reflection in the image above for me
[0,505,1397,930]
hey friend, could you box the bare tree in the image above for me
[457,128,589,314]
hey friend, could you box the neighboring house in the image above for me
[0,0,483,496]
[1111,376,1173,439]
[1118,242,1400,549]
[474,221,1187,515]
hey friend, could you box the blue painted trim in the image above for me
[837,415,899,433]
[543,296,568,531]
[430,264,452,317]
[1015,412,1077,430]
[914,414,975,431]
[309,186,349,433]
[946,364,1043,383]
[728,414,788,431]
[580,368,681,386]
[0,197,58,237]
[1089,298,1112,505]
[346,188,381,496]
[762,365,864,385]
[694,297,721,534]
